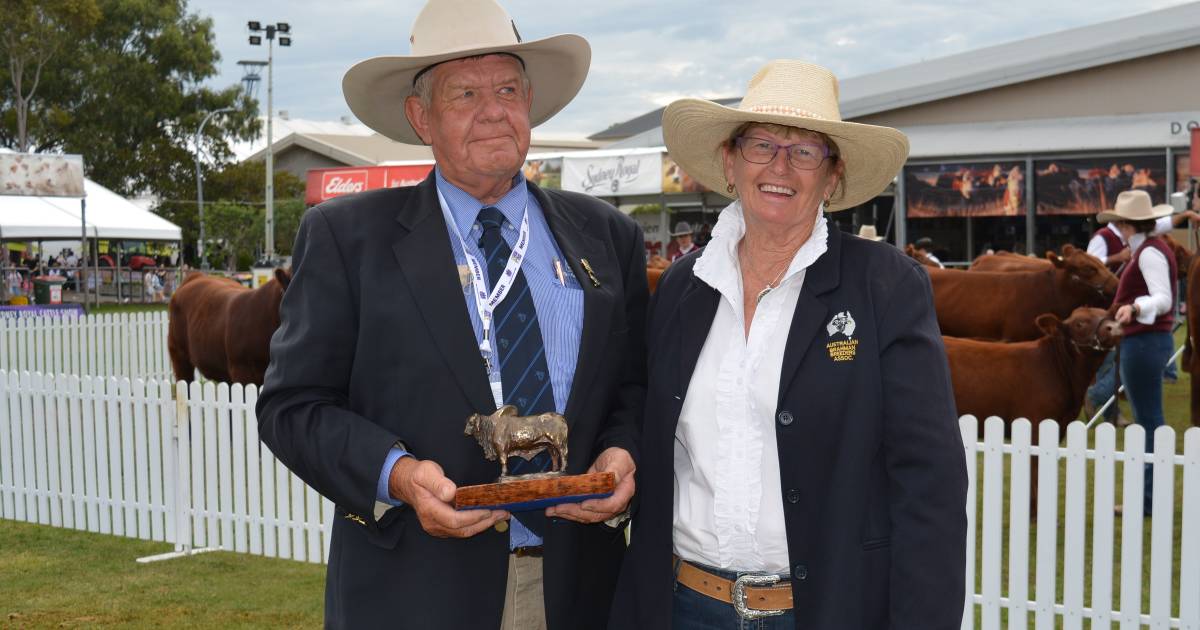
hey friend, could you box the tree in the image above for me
[0,0,100,152]
[155,162,306,267]
[0,0,259,198]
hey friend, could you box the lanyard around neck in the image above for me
[436,187,531,409]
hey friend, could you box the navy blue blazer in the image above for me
[257,173,648,629]
[610,225,967,629]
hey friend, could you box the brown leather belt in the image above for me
[676,558,793,617]
[511,545,543,558]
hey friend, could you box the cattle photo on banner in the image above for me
[904,162,1025,217]
[522,156,562,190]
[1034,156,1166,215]
[661,154,709,194]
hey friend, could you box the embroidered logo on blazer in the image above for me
[825,311,858,362]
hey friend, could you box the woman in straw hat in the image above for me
[609,60,966,629]
[1097,189,1177,517]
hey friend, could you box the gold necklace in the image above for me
[741,244,790,304]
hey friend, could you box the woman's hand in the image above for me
[1115,303,1137,325]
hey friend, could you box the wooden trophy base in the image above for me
[454,471,616,512]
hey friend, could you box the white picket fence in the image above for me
[1,371,1198,627]
[0,370,333,564]
[960,415,1200,630]
[0,312,172,382]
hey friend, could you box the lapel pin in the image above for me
[580,258,601,288]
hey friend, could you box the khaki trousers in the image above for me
[500,553,546,630]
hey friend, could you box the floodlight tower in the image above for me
[246,21,292,262]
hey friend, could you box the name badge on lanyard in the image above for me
[437,188,531,410]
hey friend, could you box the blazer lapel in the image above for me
[777,224,843,408]
[392,174,495,412]
[528,184,616,422]
[675,277,720,399]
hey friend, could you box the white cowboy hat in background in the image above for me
[1096,189,1175,223]
[342,0,590,145]
[661,59,909,211]
[670,221,694,236]
[856,224,884,241]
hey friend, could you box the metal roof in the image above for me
[592,2,1200,138]
[839,2,1200,118]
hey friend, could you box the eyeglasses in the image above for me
[734,136,832,170]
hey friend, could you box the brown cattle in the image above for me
[970,251,1054,273]
[945,307,1121,430]
[464,405,569,476]
[929,244,1117,341]
[946,307,1121,513]
[647,254,671,294]
[1162,234,1193,280]
[904,243,939,267]
[168,269,291,385]
[1184,254,1200,426]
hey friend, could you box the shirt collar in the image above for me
[434,167,529,236]
[694,200,829,299]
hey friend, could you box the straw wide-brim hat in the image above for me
[662,60,909,211]
[856,224,884,241]
[1096,189,1174,223]
[342,0,590,145]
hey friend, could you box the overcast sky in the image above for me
[191,0,1191,138]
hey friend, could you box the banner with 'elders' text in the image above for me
[305,165,434,204]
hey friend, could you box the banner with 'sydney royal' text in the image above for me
[563,151,663,196]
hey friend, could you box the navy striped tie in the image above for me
[478,207,553,532]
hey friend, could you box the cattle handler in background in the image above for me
[255,0,647,627]
[1084,198,1198,424]
[1099,190,1177,517]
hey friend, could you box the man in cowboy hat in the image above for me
[256,1,646,628]
[667,220,698,261]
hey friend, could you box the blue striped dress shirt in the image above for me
[376,168,584,548]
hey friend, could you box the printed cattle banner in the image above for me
[905,162,1025,218]
[563,150,663,197]
[523,157,562,190]
[1035,156,1166,215]
[0,153,86,197]
[661,154,709,194]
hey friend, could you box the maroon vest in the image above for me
[1114,237,1176,335]
[1095,226,1126,273]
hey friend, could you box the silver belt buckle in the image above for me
[732,573,785,619]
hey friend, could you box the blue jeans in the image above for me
[673,561,796,630]
[1086,349,1118,422]
[1119,332,1172,516]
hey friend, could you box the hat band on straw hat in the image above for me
[746,105,827,120]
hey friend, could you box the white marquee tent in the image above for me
[0,151,181,242]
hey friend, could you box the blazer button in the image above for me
[792,564,808,580]
[777,410,794,426]
[786,489,801,504]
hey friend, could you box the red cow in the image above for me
[903,243,939,267]
[168,269,291,386]
[970,251,1054,273]
[946,307,1122,511]
[1184,254,1200,426]
[929,244,1117,341]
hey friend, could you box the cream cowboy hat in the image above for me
[661,60,909,211]
[342,0,590,145]
[856,224,884,241]
[1096,189,1174,223]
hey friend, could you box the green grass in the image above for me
[0,519,324,628]
[0,330,1194,628]
[970,326,1195,626]
[84,303,168,315]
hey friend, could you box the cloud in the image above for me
[190,0,1196,137]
